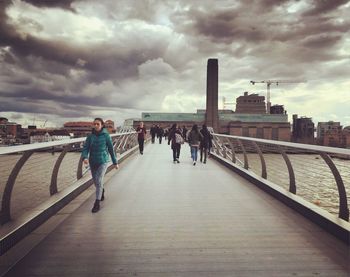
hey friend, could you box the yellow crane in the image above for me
[250,79,306,114]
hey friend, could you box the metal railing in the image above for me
[211,134,350,222]
[0,132,138,225]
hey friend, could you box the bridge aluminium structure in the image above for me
[210,133,350,243]
[0,131,349,276]
[0,131,144,256]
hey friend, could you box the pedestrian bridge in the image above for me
[0,132,349,276]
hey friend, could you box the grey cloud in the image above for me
[10,113,24,120]
[303,0,349,16]
[0,97,92,118]
[0,87,112,108]
[302,34,343,49]
[0,0,349,126]
[22,0,77,11]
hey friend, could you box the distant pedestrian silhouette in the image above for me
[168,123,183,163]
[136,122,146,154]
[150,124,156,144]
[200,124,212,164]
[158,126,164,144]
[182,126,188,142]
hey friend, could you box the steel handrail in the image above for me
[211,133,350,221]
[0,132,137,224]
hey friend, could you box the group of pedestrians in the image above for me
[150,124,164,144]
[168,123,212,165]
[82,119,213,213]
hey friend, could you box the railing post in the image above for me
[319,152,349,221]
[1,151,34,224]
[236,139,249,169]
[225,137,236,163]
[212,136,221,156]
[77,155,83,180]
[277,146,296,194]
[252,141,267,179]
[50,144,71,195]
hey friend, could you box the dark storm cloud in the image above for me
[0,97,91,117]
[22,0,77,11]
[189,9,265,44]
[0,0,349,126]
[302,34,343,49]
[303,0,349,16]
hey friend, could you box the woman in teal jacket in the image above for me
[82,118,118,213]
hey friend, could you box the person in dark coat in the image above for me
[168,123,183,163]
[150,124,156,144]
[182,126,188,142]
[158,126,164,144]
[200,124,212,163]
[188,124,203,166]
[136,122,147,154]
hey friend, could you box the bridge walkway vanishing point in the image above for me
[2,142,349,276]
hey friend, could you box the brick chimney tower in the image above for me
[205,58,219,132]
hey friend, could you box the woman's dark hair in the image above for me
[202,124,208,132]
[171,123,177,130]
[94,117,105,127]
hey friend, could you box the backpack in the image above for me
[175,133,184,144]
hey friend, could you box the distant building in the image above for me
[63,121,93,137]
[30,130,71,144]
[0,117,8,124]
[134,104,291,141]
[292,115,315,144]
[342,126,350,148]
[317,121,342,147]
[270,105,286,115]
[0,117,23,145]
[131,59,291,142]
[235,92,266,114]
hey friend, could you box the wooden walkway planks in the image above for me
[3,142,349,276]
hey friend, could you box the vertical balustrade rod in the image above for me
[252,141,267,179]
[319,152,349,221]
[50,144,71,195]
[1,151,34,224]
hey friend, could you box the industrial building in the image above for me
[129,59,291,141]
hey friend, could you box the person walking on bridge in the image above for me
[168,123,183,163]
[150,124,156,144]
[188,124,203,166]
[200,124,212,164]
[158,126,164,144]
[136,122,147,154]
[82,118,118,213]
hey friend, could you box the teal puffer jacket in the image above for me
[81,128,117,166]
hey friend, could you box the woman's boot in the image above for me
[91,200,100,213]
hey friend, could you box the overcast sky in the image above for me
[0,0,349,127]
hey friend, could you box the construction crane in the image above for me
[250,79,306,114]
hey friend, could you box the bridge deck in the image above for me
[3,143,349,276]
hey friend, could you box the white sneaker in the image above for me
[193,161,196,166]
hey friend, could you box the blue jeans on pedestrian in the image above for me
[91,163,108,200]
[191,146,199,162]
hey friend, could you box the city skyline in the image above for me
[0,0,349,127]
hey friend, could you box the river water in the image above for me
[0,152,349,223]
